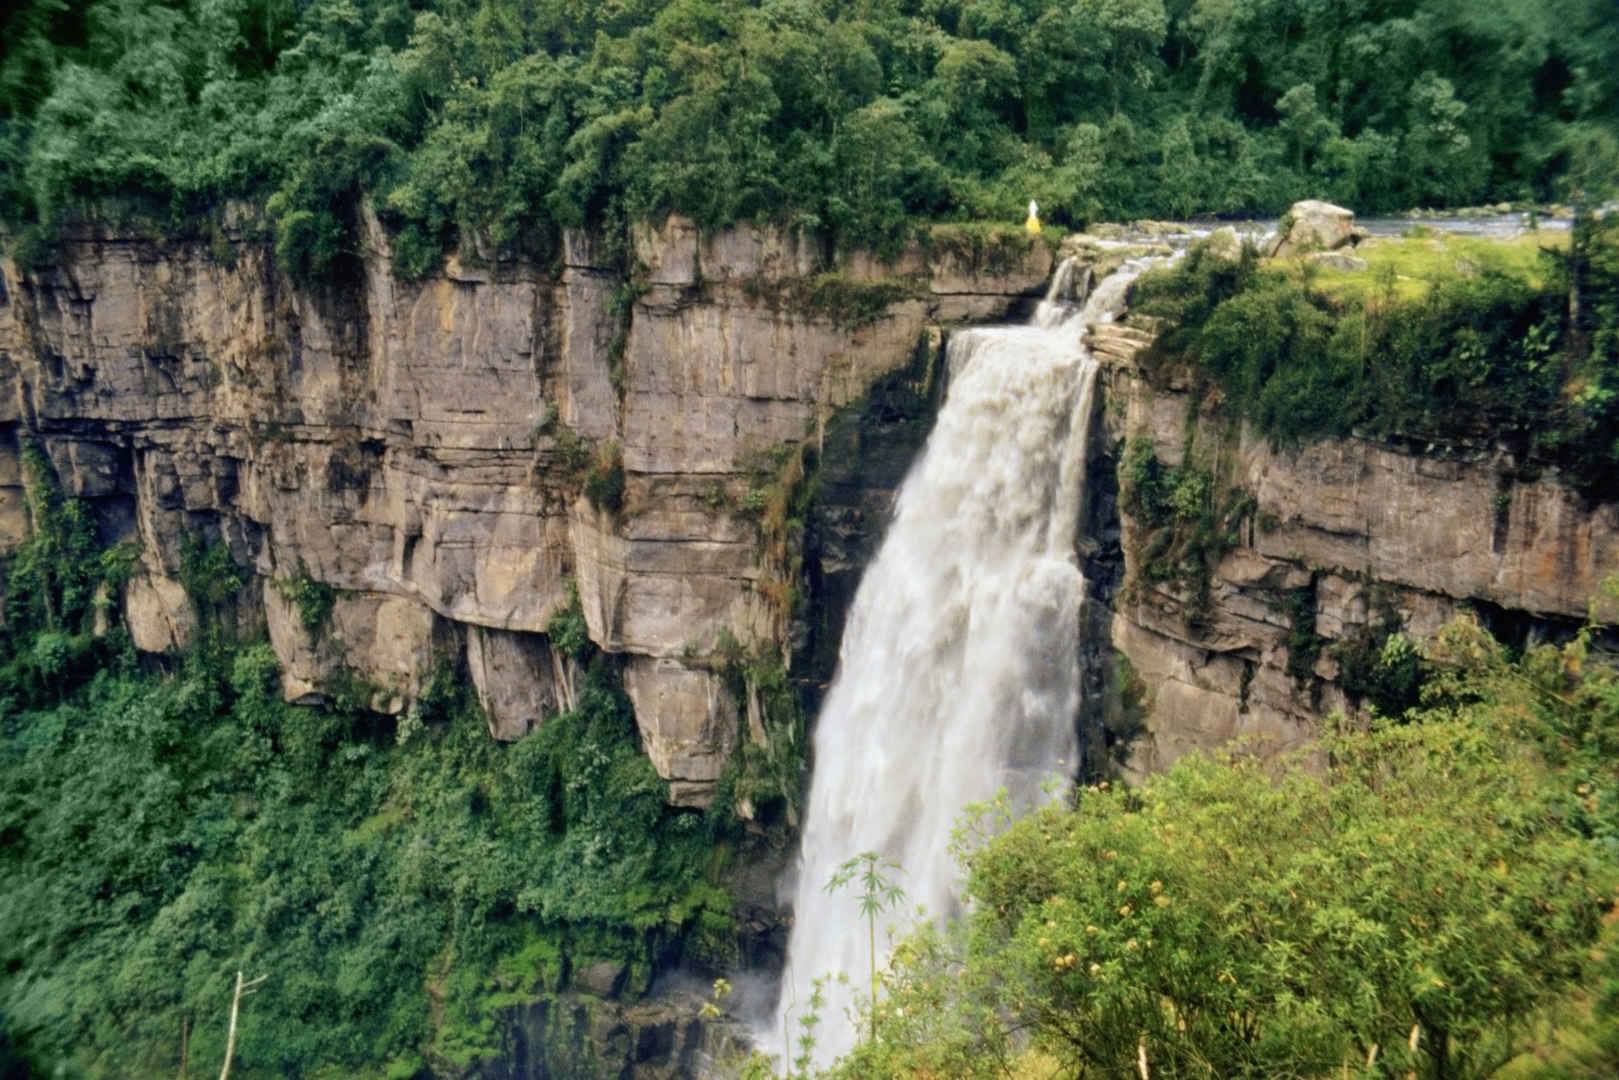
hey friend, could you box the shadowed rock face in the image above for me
[1087,316,1619,777]
[0,210,1050,807]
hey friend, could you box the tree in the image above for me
[1275,81,1335,177]
[1554,123,1619,357]
[854,615,1619,1079]
[825,853,906,1044]
[216,970,267,1080]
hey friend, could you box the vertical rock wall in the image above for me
[1086,312,1619,777]
[0,210,1052,806]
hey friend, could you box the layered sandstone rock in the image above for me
[1088,315,1618,779]
[0,212,1050,806]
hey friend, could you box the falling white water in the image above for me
[768,259,1152,1067]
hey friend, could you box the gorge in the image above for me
[1,207,1615,1078]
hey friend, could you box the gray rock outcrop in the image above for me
[1269,199,1363,257]
[0,212,1051,806]
[1087,314,1618,779]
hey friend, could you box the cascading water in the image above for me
[768,258,1154,1067]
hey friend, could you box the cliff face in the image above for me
[0,211,1051,807]
[1087,315,1619,777]
[7,212,1611,809]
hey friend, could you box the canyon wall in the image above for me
[5,216,1616,1076]
[5,214,1612,799]
[0,211,1051,808]
[1087,307,1618,778]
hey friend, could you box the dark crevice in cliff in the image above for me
[797,329,948,701]
[1076,419,1128,781]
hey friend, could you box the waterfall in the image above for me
[1033,256,1092,328]
[767,258,1152,1067]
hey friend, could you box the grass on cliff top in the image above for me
[922,221,1068,266]
[1295,227,1570,304]
[1128,218,1617,495]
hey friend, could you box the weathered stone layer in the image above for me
[1088,313,1618,777]
[0,212,1050,806]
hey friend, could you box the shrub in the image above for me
[853,639,1619,1080]
[1332,596,1427,717]
[583,441,626,515]
[274,558,337,636]
[1129,226,1619,482]
[0,649,732,1077]
[1118,436,1254,626]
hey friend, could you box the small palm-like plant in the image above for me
[826,852,906,1043]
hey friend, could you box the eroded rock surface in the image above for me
[1088,315,1618,779]
[1269,198,1363,257]
[0,213,1049,806]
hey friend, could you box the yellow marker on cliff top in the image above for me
[1026,199,1041,234]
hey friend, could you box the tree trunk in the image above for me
[219,971,267,1080]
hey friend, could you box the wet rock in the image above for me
[467,625,560,740]
[573,961,628,999]
[622,657,738,808]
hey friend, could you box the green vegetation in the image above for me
[582,440,626,515]
[1,646,734,1078]
[544,578,590,662]
[1332,587,1427,717]
[605,274,650,391]
[1133,217,1619,498]
[739,440,818,632]
[178,533,249,617]
[1279,582,1322,685]
[543,424,626,516]
[740,272,920,330]
[0,456,733,1079]
[825,853,905,1044]
[818,610,1619,1080]
[1117,434,1253,625]
[713,631,806,830]
[925,222,1063,274]
[1,441,137,704]
[3,0,1616,276]
[274,557,337,635]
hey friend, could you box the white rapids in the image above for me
[767,258,1152,1066]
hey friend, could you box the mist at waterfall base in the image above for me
[763,260,1152,1068]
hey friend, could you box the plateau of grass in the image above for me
[1303,228,1569,304]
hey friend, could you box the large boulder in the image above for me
[1269,200,1361,258]
[467,625,560,741]
[1307,250,1369,272]
[622,657,739,808]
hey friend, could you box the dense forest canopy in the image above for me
[2,0,1617,275]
